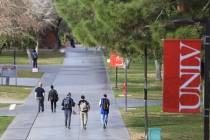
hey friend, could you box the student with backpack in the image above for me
[99,94,110,129]
[78,95,90,129]
[61,92,75,129]
[32,49,38,68]
[48,85,59,113]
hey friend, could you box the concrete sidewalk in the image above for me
[117,99,161,108]
[0,78,40,87]
[1,47,130,140]
[0,71,57,140]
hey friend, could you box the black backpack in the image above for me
[54,92,58,101]
[63,97,75,109]
[49,90,58,101]
[102,98,109,111]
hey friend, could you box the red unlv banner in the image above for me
[110,53,124,67]
[163,40,201,113]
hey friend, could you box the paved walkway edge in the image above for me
[101,52,131,140]
[0,72,58,140]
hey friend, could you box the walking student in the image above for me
[61,92,75,129]
[48,85,59,112]
[78,95,90,129]
[32,49,38,68]
[35,82,45,113]
[99,94,110,129]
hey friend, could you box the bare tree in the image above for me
[0,0,58,35]
[0,0,59,63]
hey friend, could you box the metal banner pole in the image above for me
[144,47,148,140]
[204,18,210,140]
[125,59,128,112]
[115,67,118,88]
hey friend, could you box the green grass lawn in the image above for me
[108,60,162,100]
[0,50,64,65]
[37,50,64,65]
[121,106,206,140]
[0,86,32,100]
[17,69,43,78]
[106,57,206,140]
[0,116,14,136]
[0,103,21,109]
[0,103,10,108]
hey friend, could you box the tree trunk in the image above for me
[0,46,3,55]
[155,59,162,80]
[127,58,132,69]
[0,44,6,55]
[26,47,32,65]
[35,40,39,54]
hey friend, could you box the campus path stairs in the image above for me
[1,47,130,140]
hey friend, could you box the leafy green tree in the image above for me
[55,0,210,80]
[0,35,8,54]
[55,0,146,63]
[141,0,209,79]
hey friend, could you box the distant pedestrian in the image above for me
[35,82,45,113]
[61,92,75,129]
[48,85,59,113]
[78,95,90,129]
[32,49,38,68]
[99,94,110,129]
[70,38,75,48]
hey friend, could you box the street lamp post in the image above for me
[203,18,210,140]
[13,48,16,65]
[13,48,17,86]
[116,67,118,88]
[173,18,210,140]
[144,46,148,140]
[125,59,128,112]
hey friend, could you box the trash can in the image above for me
[148,128,161,140]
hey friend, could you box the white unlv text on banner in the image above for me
[179,41,201,112]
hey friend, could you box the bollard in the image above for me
[148,128,161,140]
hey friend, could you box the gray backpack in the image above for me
[80,101,88,112]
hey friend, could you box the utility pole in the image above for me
[13,48,16,65]
[115,67,118,88]
[204,18,210,140]
[173,18,210,140]
[144,47,148,140]
[125,59,128,112]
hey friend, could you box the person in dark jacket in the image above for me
[32,49,38,68]
[61,92,75,129]
[35,82,45,113]
[70,38,75,48]
[48,85,59,113]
